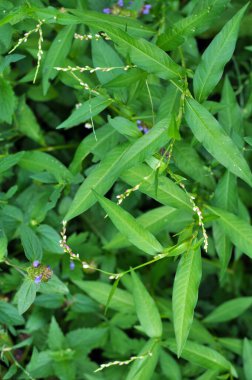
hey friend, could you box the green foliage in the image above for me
[1,1,252,379]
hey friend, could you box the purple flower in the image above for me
[33,260,40,268]
[143,127,149,134]
[103,8,111,14]
[34,275,42,284]
[117,0,124,6]
[142,4,151,14]
[70,261,75,270]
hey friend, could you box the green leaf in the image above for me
[126,339,160,380]
[20,225,43,262]
[66,119,172,220]
[0,152,24,174]
[166,339,237,376]
[207,205,252,259]
[193,4,248,102]
[94,24,183,80]
[159,350,182,380]
[0,76,15,124]
[185,98,252,186]
[203,297,252,324]
[37,224,63,254]
[70,9,154,38]
[131,271,162,337]
[173,141,215,190]
[48,317,65,350]
[42,25,76,95]
[73,280,134,312]
[94,191,163,255]
[57,95,113,130]
[0,301,24,325]
[121,163,193,212]
[0,230,7,262]
[172,245,202,357]
[65,144,129,221]
[39,274,69,295]
[15,97,45,145]
[19,151,73,183]
[69,124,120,174]
[17,278,37,314]
[109,116,141,138]
[105,206,192,251]
[157,0,229,51]
[243,338,252,380]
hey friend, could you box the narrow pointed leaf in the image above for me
[166,339,237,376]
[173,245,202,356]
[65,144,129,221]
[131,271,162,337]
[185,98,252,187]
[121,163,193,212]
[193,4,248,102]
[93,24,184,80]
[243,338,252,380]
[42,25,76,94]
[204,297,252,324]
[207,205,252,259]
[57,95,112,130]
[94,191,163,255]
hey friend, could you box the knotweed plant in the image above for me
[1,1,252,380]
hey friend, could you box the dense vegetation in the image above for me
[1,0,252,379]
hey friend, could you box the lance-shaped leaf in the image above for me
[105,206,192,251]
[73,280,134,312]
[42,25,76,95]
[57,95,113,130]
[70,9,154,38]
[93,191,163,255]
[185,98,252,187]
[92,23,183,80]
[172,245,202,357]
[66,119,171,220]
[157,0,229,51]
[69,124,120,174]
[131,271,162,337]
[243,339,252,380]
[121,163,193,212]
[193,4,248,102]
[204,297,252,324]
[126,339,160,380]
[65,144,129,221]
[207,205,252,259]
[166,339,237,376]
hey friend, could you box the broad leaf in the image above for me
[185,97,252,187]
[0,76,15,123]
[131,271,162,337]
[17,278,37,315]
[193,4,248,102]
[173,245,202,356]
[20,225,43,262]
[94,191,163,255]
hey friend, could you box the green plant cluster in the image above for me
[1,0,252,379]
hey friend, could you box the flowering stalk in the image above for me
[94,351,153,372]
[54,64,136,74]
[9,19,45,83]
[74,32,111,41]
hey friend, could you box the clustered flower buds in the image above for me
[74,32,111,41]
[103,1,151,15]
[27,261,53,284]
[137,120,149,134]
